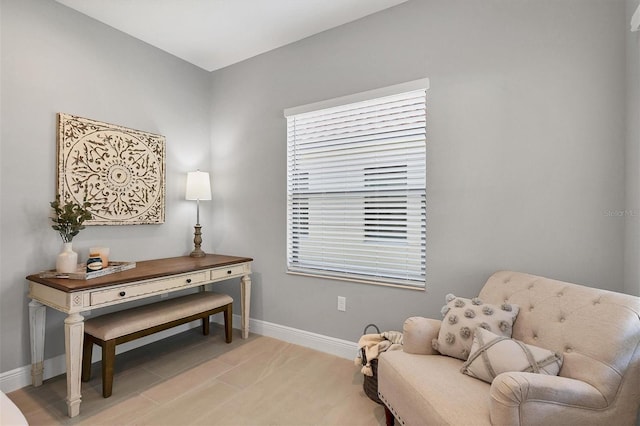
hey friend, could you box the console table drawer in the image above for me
[210,264,247,281]
[90,271,208,306]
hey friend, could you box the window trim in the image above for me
[285,79,429,290]
[284,78,430,118]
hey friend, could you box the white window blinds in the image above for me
[286,82,427,289]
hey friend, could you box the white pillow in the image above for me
[461,327,563,383]
[432,294,519,360]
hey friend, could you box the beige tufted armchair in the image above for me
[378,271,640,426]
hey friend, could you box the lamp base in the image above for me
[190,224,206,258]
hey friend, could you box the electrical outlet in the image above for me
[337,296,346,312]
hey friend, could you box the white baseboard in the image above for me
[0,316,357,393]
[242,317,358,360]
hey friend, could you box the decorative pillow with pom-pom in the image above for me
[432,294,519,360]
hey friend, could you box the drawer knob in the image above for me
[119,291,126,297]
[186,278,192,283]
[227,270,232,274]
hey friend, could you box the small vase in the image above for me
[56,242,78,274]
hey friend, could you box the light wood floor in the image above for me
[7,325,386,425]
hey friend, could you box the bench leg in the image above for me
[81,336,92,382]
[224,303,232,343]
[202,316,210,336]
[102,340,116,398]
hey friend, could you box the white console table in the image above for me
[26,254,252,418]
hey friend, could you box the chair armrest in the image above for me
[490,372,608,426]
[402,316,441,355]
[1,392,27,426]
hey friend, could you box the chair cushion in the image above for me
[433,294,519,360]
[84,292,232,340]
[378,350,492,426]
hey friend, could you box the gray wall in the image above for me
[209,0,629,342]
[0,0,212,372]
[626,0,640,297]
[0,0,635,378]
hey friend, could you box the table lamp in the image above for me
[186,170,212,257]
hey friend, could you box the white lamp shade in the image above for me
[185,171,212,200]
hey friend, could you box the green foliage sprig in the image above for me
[50,197,93,243]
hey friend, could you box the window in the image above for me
[285,79,428,289]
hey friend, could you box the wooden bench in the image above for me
[81,291,233,398]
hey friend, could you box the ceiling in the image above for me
[55,0,408,72]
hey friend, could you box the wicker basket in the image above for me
[360,324,383,405]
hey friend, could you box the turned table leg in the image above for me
[28,300,46,387]
[240,274,251,339]
[64,313,84,417]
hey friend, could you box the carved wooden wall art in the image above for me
[57,113,166,225]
